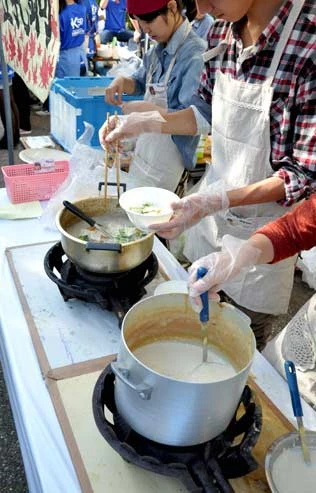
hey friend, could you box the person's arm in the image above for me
[99,0,109,10]
[99,106,198,147]
[244,234,275,264]
[105,76,136,105]
[105,107,198,141]
[188,195,316,303]
[149,177,286,240]
[254,195,316,263]
[129,17,142,43]
[227,176,286,207]
[157,107,199,134]
[122,101,169,115]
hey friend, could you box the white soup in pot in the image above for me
[133,339,237,383]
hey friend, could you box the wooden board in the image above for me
[231,376,294,492]
[46,358,294,493]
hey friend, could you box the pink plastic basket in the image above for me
[1,160,69,204]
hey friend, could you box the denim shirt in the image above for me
[191,15,214,41]
[131,19,206,170]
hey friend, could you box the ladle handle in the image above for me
[63,200,96,228]
[284,360,303,417]
[197,266,209,323]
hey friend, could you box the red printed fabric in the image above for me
[255,194,316,263]
[1,0,60,102]
[198,0,316,206]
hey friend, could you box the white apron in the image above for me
[128,25,191,192]
[184,0,304,315]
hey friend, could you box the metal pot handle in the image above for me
[85,242,122,252]
[111,362,152,400]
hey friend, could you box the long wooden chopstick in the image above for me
[104,111,110,206]
[114,111,120,203]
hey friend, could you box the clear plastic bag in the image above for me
[107,57,142,78]
[40,122,140,232]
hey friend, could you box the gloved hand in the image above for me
[99,111,166,148]
[99,113,120,150]
[149,181,230,239]
[187,235,261,309]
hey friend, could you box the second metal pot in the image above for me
[56,196,154,273]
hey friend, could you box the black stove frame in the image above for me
[44,242,159,325]
[93,362,262,493]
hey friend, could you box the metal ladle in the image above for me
[188,267,225,379]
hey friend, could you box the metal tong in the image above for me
[284,360,311,464]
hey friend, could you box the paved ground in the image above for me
[0,108,314,492]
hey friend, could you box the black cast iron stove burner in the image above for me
[93,363,262,493]
[44,242,158,326]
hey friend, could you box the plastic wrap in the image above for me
[40,122,138,231]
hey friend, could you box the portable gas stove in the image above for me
[93,363,262,493]
[44,242,159,325]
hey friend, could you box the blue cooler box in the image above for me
[50,77,142,152]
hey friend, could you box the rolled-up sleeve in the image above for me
[255,195,316,263]
[170,39,209,169]
[272,70,316,206]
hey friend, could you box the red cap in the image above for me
[127,0,169,16]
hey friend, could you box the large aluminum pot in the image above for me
[111,293,256,446]
[56,196,154,273]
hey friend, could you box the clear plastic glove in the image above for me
[187,235,261,310]
[149,181,230,239]
[122,101,165,114]
[99,114,120,150]
[105,77,125,106]
[99,111,166,147]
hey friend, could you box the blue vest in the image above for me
[104,0,126,32]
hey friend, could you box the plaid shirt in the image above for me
[192,0,316,206]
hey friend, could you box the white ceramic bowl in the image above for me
[265,431,316,492]
[119,187,179,231]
